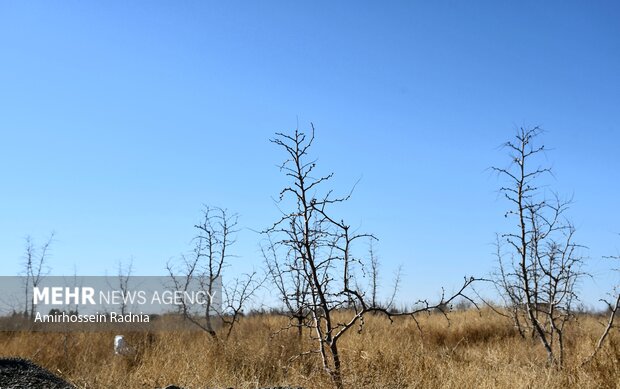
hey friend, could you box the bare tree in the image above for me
[368,239,380,308]
[582,250,620,365]
[23,233,54,319]
[117,258,133,316]
[263,235,311,339]
[221,271,263,339]
[491,234,527,338]
[266,125,477,389]
[168,206,259,340]
[363,239,402,311]
[492,127,585,366]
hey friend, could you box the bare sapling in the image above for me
[168,207,259,339]
[23,232,54,319]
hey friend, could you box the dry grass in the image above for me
[1,309,619,388]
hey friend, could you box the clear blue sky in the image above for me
[1,1,618,307]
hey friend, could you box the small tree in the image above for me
[221,271,263,339]
[116,258,133,316]
[168,206,259,340]
[23,233,54,319]
[363,239,401,311]
[262,235,310,339]
[368,239,380,308]
[582,248,620,365]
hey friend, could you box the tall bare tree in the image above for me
[266,125,476,389]
[492,127,585,366]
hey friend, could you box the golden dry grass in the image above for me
[1,309,618,388]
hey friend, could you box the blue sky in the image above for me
[1,1,619,307]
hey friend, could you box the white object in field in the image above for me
[114,335,132,355]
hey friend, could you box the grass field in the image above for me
[1,309,618,388]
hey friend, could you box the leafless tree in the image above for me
[168,206,259,340]
[23,232,54,319]
[266,125,477,389]
[263,235,311,339]
[582,251,620,365]
[492,127,586,366]
[117,258,133,316]
[368,239,380,308]
[491,234,528,337]
[347,239,402,314]
[363,239,402,311]
[221,271,263,340]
